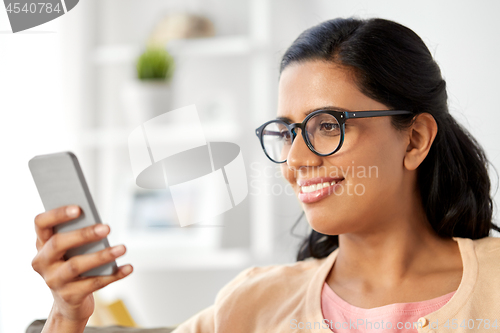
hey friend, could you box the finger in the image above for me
[35,205,81,244]
[57,244,126,283]
[40,224,110,264]
[58,265,133,304]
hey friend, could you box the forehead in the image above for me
[277,60,384,122]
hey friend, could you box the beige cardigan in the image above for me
[173,236,500,333]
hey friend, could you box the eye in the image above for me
[320,122,339,131]
[281,130,289,138]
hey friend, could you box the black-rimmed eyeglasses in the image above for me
[255,109,413,163]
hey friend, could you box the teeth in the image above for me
[300,180,342,193]
[301,185,315,193]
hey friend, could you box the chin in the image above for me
[301,199,353,235]
[303,212,340,235]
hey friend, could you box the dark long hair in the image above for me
[280,18,500,261]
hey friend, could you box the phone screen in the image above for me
[29,151,118,277]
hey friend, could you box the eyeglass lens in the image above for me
[262,122,291,163]
[261,113,341,162]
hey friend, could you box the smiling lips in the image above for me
[297,177,345,203]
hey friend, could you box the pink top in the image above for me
[321,282,456,332]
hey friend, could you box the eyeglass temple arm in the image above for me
[260,129,281,136]
[344,110,413,119]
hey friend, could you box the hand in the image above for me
[32,205,133,323]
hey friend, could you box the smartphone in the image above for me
[29,151,118,277]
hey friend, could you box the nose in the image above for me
[286,127,322,170]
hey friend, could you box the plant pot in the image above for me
[121,79,173,126]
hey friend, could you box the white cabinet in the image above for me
[76,0,283,273]
[60,0,312,326]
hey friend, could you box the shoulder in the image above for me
[467,236,500,277]
[470,236,500,256]
[215,257,327,303]
[249,256,327,284]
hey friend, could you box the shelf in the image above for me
[78,121,241,148]
[92,35,255,65]
[121,247,252,271]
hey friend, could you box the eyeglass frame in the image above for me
[255,109,414,163]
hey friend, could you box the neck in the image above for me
[328,198,460,292]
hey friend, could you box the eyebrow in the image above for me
[276,106,352,123]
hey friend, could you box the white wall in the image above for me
[1,1,499,333]
[0,13,75,333]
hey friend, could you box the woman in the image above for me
[32,18,500,333]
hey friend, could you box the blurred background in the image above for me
[1,0,500,332]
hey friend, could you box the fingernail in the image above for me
[66,206,79,218]
[95,224,108,236]
[122,265,133,275]
[111,245,125,256]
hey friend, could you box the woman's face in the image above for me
[278,60,411,235]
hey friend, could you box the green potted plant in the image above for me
[122,47,176,125]
[136,47,175,81]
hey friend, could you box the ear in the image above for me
[404,113,438,171]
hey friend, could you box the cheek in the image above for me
[334,128,402,195]
[347,134,405,199]
[281,164,297,187]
